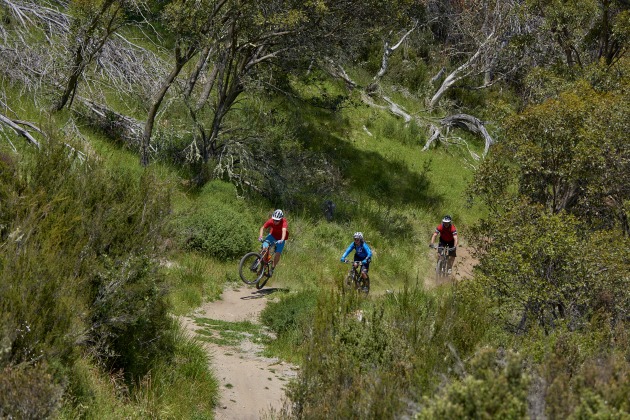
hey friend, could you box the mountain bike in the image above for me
[343,260,370,295]
[238,239,277,289]
[431,244,456,281]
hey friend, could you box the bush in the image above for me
[178,205,253,260]
[260,290,317,336]
[418,348,530,419]
[0,364,63,418]
[1,137,176,408]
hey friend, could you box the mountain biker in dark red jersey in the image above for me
[429,215,458,273]
[258,209,288,276]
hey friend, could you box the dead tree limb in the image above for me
[422,113,494,157]
[74,97,143,150]
[368,22,418,93]
[0,111,41,147]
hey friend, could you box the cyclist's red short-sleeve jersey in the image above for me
[436,223,457,242]
[263,218,289,240]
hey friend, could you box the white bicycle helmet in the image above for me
[442,215,452,223]
[272,209,284,220]
[353,232,364,240]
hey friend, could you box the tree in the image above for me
[140,0,229,166]
[140,0,420,167]
[54,0,134,110]
[522,0,630,68]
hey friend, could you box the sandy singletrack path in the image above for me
[179,286,296,419]
[179,245,476,418]
[425,243,477,288]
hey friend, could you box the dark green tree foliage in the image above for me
[470,76,630,333]
[0,138,174,415]
[418,348,530,419]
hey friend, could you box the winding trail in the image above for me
[178,246,476,418]
[179,286,297,419]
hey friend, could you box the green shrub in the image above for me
[261,290,317,336]
[418,348,530,419]
[0,364,64,419]
[178,205,253,260]
[1,137,176,408]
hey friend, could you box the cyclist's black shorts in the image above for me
[354,256,370,273]
[439,240,457,257]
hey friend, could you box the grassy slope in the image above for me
[1,58,487,416]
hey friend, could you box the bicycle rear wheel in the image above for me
[360,276,370,295]
[238,252,265,285]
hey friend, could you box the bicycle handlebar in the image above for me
[342,260,365,266]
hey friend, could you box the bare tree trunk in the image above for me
[54,0,121,111]
[367,23,417,93]
[0,112,41,147]
[140,47,194,166]
[429,47,483,108]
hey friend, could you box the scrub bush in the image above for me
[178,204,253,260]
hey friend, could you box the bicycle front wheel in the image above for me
[239,252,265,285]
[436,259,444,281]
[360,276,370,295]
[344,269,355,290]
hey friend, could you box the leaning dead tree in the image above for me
[326,24,496,159]
[366,21,418,94]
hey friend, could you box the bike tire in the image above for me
[345,269,355,290]
[256,273,270,289]
[360,276,370,295]
[437,257,448,280]
[238,252,265,285]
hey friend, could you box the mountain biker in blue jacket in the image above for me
[340,232,372,287]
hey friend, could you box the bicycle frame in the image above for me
[238,239,278,288]
[343,260,369,294]
[434,245,455,279]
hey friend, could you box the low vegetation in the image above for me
[1,0,628,418]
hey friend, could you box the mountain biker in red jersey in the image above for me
[429,215,458,273]
[258,209,288,276]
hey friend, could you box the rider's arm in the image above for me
[453,232,458,247]
[259,219,272,240]
[280,227,287,241]
[341,243,354,260]
[363,243,373,260]
[430,231,438,245]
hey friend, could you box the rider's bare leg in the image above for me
[273,253,281,269]
[447,256,455,271]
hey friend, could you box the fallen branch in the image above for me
[422,113,494,157]
[73,97,143,150]
[0,111,41,147]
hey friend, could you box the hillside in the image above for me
[1,0,629,418]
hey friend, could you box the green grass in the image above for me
[193,317,271,348]
[1,32,486,418]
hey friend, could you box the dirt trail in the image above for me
[179,286,296,420]
[425,244,477,288]
[179,246,477,418]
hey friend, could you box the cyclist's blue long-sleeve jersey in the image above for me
[341,241,372,261]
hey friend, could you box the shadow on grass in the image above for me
[308,133,445,239]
